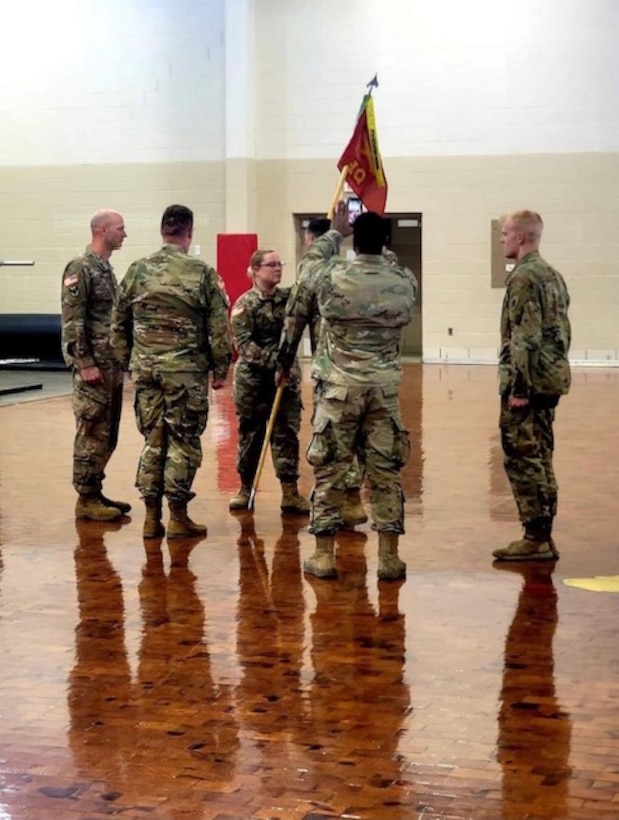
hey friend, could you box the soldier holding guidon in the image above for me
[228,249,310,515]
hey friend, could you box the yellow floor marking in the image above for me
[563,575,619,592]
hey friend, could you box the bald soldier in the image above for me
[61,209,130,522]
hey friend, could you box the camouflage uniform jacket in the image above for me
[231,284,301,384]
[288,234,418,356]
[499,250,571,398]
[279,252,416,386]
[61,246,118,369]
[111,244,231,380]
[295,230,344,352]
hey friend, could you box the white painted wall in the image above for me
[255,0,619,158]
[2,1,618,165]
[5,0,617,166]
[0,0,226,165]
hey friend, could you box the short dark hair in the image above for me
[306,217,331,238]
[353,211,386,254]
[161,204,194,237]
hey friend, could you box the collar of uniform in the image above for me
[161,243,188,254]
[84,245,111,269]
[514,250,541,268]
[252,283,282,301]
[355,253,384,264]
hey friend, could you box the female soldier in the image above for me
[229,249,309,514]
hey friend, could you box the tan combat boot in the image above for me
[75,494,123,522]
[492,537,555,562]
[143,497,164,539]
[342,488,368,528]
[229,484,251,511]
[493,517,556,562]
[303,535,336,578]
[280,481,310,515]
[377,532,406,581]
[167,502,207,539]
[99,493,132,514]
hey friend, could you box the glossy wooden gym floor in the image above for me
[0,362,618,820]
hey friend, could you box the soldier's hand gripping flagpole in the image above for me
[247,377,286,511]
[327,167,349,219]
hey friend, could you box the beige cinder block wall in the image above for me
[0,163,225,314]
[253,153,619,366]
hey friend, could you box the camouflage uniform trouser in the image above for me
[307,381,410,535]
[133,369,209,503]
[310,381,363,492]
[233,362,301,485]
[500,395,559,524]
[72,362,123,495]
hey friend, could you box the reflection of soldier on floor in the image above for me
[68,523,238,819]
[68,520,134,813]
[234,515,306,730]
[496,564,571,818]
[303,538,411,817]
[136,542,239,776]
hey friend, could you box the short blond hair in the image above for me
[503,210,544,243]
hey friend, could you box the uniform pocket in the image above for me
[392,418,411,468]
[306,417,336,467]
[500,406,539,457]
[72,382,107,422]
[180,389,209,438]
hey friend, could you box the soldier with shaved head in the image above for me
[61,208,130,522]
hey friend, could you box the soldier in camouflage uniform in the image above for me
[295,212,367,528]
[61,209,130,522]
[228,249,310,514]
[493,210,571,562]
[111,204,232,539]
[278,211,416,581]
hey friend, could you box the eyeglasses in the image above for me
[258,261,285,268]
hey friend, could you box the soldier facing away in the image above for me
[494,210,571,562]
[228,249,310,515]
[278,211,416,580]
[111,204,232,539]
[291,207,367,528]
[61,209,130,522]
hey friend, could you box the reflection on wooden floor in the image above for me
[0,362,618,819]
